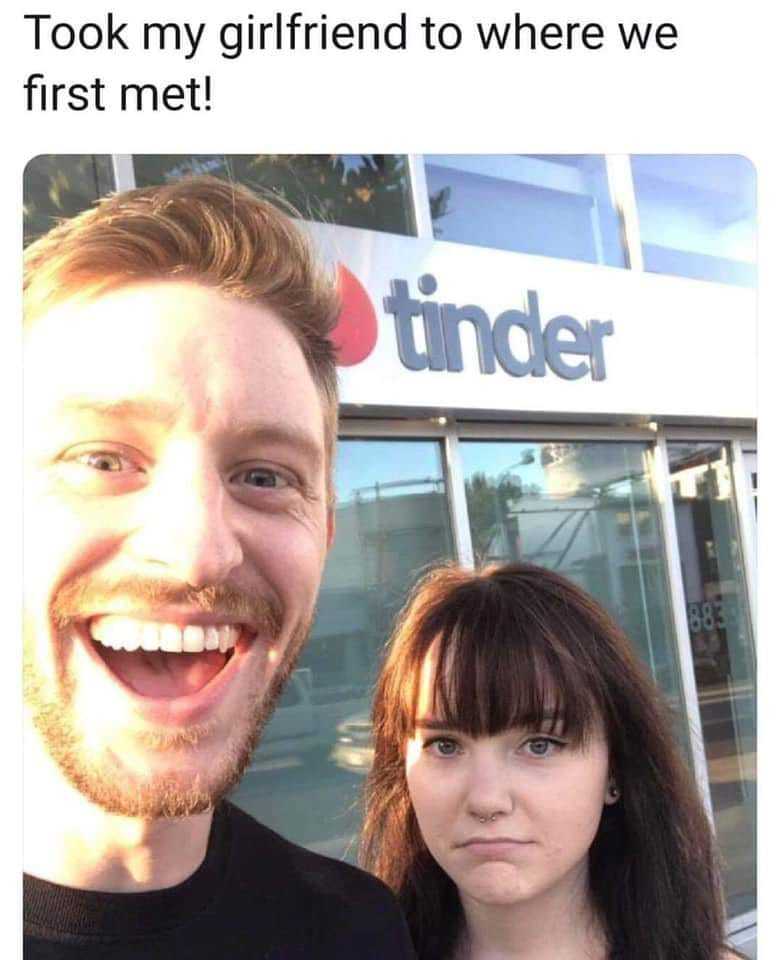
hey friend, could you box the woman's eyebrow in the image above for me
[414,718,457,731]
[534,711,564,723]
[414,712,564,731]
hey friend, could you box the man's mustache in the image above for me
[50,575,283,639]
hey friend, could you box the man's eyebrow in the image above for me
[60,398,180,427]
[234,423,324,468]
[60,399,324,466]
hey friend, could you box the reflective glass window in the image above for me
[742,450,757,519]
[23,154,115,245]
[231,439,455,858]
[425,155,626,267]
[132,154,416,236]
[631,155,756,287]
[668,442,756,915]
[460,440,685,710]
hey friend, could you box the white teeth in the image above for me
[90,617,241,654]
[183,625,205,653]
[141,623,159,651]
[160,624,182,653]
[121,621,141,653]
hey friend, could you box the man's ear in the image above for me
[326,505,335,550]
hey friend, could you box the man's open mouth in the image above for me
[87,615,244,699]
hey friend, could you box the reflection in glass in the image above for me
[231,439,455,859]
[23,154,115,245]
[461,440,684,709]
[668,442,756,915]
[631,155,756,287]
[425,155,625,267]
[132,154,416,236]
[743,450,757,520]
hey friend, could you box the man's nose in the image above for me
[126,451,244,589]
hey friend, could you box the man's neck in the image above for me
[457,864,607,960]
[23,725,213,893]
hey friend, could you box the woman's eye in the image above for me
[425,737,461,758]
[233,467,290,489]
[524,737,562,758]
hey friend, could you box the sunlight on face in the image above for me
[405,644,617,910]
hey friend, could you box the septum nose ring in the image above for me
[477,814,499,823]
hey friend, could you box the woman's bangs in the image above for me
[424,600,599,745]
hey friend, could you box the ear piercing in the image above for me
[608,784,620,800]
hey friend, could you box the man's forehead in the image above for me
[25,280,299,367]
[23,281,327,449]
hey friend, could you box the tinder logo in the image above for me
[329,267,613,380]
[330,264,378,366]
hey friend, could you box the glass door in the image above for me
[459,438,685,707]
[667,442,756,916]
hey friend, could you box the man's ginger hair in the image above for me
[23,175,341,486]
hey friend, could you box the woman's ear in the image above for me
[605,780,621,805]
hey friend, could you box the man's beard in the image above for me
[24,576,311,819]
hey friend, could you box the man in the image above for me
[22,176,414,958]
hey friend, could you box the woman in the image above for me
[361,562,743,960]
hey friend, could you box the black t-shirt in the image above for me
[24,801,416,959]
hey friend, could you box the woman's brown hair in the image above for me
[361,562,733,960]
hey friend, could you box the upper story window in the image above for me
[24,154,115,245]
[630,155,756,287]
[424,154,626,268]
[131,154,416,236]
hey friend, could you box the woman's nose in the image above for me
[464,753,515,823]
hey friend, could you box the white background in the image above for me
[3,0,775,954]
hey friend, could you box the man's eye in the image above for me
[75,451,131,472]
[55,445,145,493]
[233,467,290,489]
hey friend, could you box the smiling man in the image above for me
[22,176,414,958]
